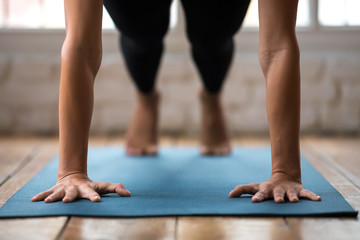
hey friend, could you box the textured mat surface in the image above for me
[0,147,357,218]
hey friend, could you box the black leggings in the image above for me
[103,0,250,93]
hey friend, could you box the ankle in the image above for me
[199,88,222,107]
[136,89,160,106]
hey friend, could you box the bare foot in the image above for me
[199,88,231,155]
[125,89,160,156]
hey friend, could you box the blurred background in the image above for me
[0,0,359,136]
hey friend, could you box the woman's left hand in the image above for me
[229,172,321,203]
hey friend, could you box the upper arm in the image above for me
[64,0,103,49]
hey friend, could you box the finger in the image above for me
[31,190,53,202]
[273,188,286,203]
[96,182,131,197]
[286,190,299,203]
[252,190,269,202]
[115,184,131,197]
[299,189,321,201]
[45,190,65,203]
[229,183,260,198]
[62,188,78,203]
[80,187,101,202]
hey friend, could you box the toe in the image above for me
[200,146,213,155]
[221,145,231,155]
[215,145,231,156]
[145,145,158,155]
[126,146,142,156]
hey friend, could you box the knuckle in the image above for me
[257,191,267,198]
[79,183,90,189]
[288,190,297,195]
[66,185,76,191]
[302,189,311,195]
[260,183,272,191]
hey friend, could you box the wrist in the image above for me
[271,153,301,182]
[57,170,88,182]
[271,170,301,183]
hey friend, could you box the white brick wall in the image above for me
[0,30,359,135]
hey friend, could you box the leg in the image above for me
[104,0,172,93]
[181,0,250,155]
[103,0,172,155]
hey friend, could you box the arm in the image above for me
[32,0,130,203]
[229,0,320,203]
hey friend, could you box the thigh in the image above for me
[103,0,173,41]
[181,0,250,43]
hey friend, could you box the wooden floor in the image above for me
[0,136,359,240]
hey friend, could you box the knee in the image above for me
[121,33,165,53]
[120,21,169,51]
[187,27,235,55]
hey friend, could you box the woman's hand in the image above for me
[229,172,321,203]
[31,173,131,203]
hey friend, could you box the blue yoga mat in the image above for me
[0,147,357,218]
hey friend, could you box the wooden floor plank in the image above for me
[176,137,293,240]
[303,137,360,188]
[0,138,67,240]
[231,137,270,146]
[1,136,359,240]
[59,136,178,240]
[0,138,59,207]
[286,137,360,240]
[0,217,68,240]
[301,140,360,210]
[61,217,176,240]
[0,137,109,240]
[287,217,360,240]
[177,217,295,240]
[105,135,176,146]
[176,137,198,146]
[0,137,41,185]
[88,136,110,146]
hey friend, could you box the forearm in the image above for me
[57,41,101,179]
[261,44,301,180]
[229,0,320,202]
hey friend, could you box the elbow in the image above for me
[61,38,102,76]
[258,40,300,76]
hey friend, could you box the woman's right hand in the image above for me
[31,173,131,203]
